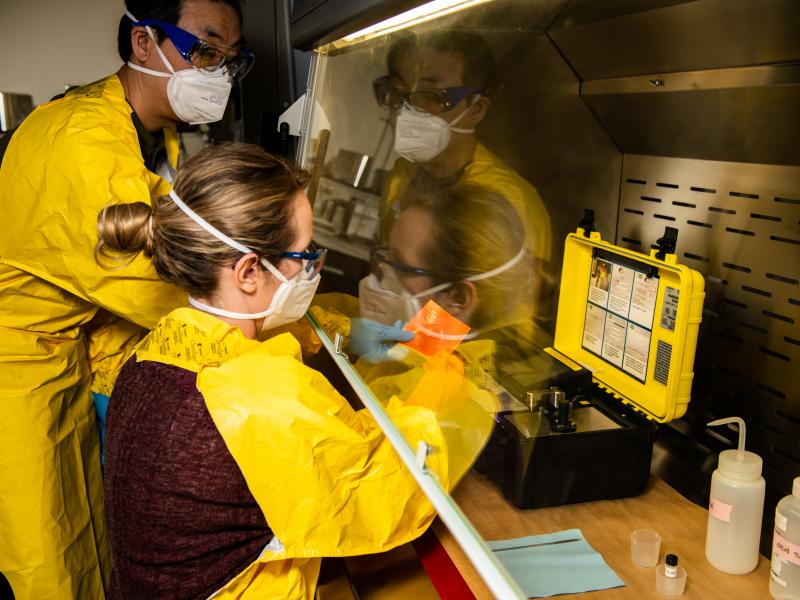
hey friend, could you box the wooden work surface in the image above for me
[433,473,772,599]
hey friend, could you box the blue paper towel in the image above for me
[488,528,624,597]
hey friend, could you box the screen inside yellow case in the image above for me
[581,251,660,384]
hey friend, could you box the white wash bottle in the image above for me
[705,417,765,574]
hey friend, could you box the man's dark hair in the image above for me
[117,0,244,62]
[386,33,418,82]
[424,30,496,92]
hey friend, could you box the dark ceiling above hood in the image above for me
[548,0,800,166]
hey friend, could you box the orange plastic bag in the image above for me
[401,300,470,357]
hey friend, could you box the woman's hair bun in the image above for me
[96,201,155,266]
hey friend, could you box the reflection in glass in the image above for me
[376,30,552,264]
[304,3,572,524]
[293,2,658,595]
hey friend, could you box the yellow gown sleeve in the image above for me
[358,349,498,489]
[0,99,184,329]
[197,333,447,560]
[259,319,322,356]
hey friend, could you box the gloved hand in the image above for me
[348,318,414,363]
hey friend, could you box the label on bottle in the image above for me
[665,564,677,577]
[772,551,784,576]
[774,531,800,566]
[775,511,788,532]
[709,497,732,522]
[771,571,787,587]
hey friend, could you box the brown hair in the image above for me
[423,30,496,93]
[96,143,310,298]
[410,184,532,329]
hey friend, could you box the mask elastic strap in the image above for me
[167,190,288,283]
[465,245,526,282]
[188,296,272,320]
[259,258,290,283]
[152,40,177,75]
[412,245,526,300]
[448,95,478,134]
[127,62,171,78]
[125,10,176,76]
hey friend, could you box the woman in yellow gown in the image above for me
[97,143,462,599]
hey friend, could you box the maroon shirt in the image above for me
[104,359,273,599]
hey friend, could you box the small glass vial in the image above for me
[656,554,687,597]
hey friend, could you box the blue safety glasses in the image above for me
[281,242,327,278]
[370,246,435,280]
[372,75,481,114]
[132,18,255,80]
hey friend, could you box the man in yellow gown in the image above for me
[0,1,251,596]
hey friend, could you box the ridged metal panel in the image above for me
[548,0,800,166]
[616,155,800,496]
[577,61,800,166]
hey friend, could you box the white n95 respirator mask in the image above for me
[189,261,320,332]
[393,102,475,163]
[167,190,321,332]
[126,18,231,125]
[358,271,422,326]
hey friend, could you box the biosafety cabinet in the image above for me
[267,0,800,596]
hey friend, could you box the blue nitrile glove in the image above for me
[348,318,414,363]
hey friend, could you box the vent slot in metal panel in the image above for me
[617,154,800,496]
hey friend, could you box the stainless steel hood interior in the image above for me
[548,0,800,166]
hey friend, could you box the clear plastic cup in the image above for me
[631,529,661,568]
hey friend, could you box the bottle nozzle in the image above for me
[707,416,746,457]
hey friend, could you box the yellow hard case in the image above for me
[553,228,705,423]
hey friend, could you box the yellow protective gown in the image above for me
[129,308,449,599]
[379,142,553,262]
[360,350,498,487]
[307,296,500,490]
[0,74,184,599]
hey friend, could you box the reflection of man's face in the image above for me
[380,46,472,120]
[417,49,468,120]
[387,46,420,95]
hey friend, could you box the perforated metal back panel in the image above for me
[617,155,800,493]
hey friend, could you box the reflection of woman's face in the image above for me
[388,206,437,296]
[388,206,480,325]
